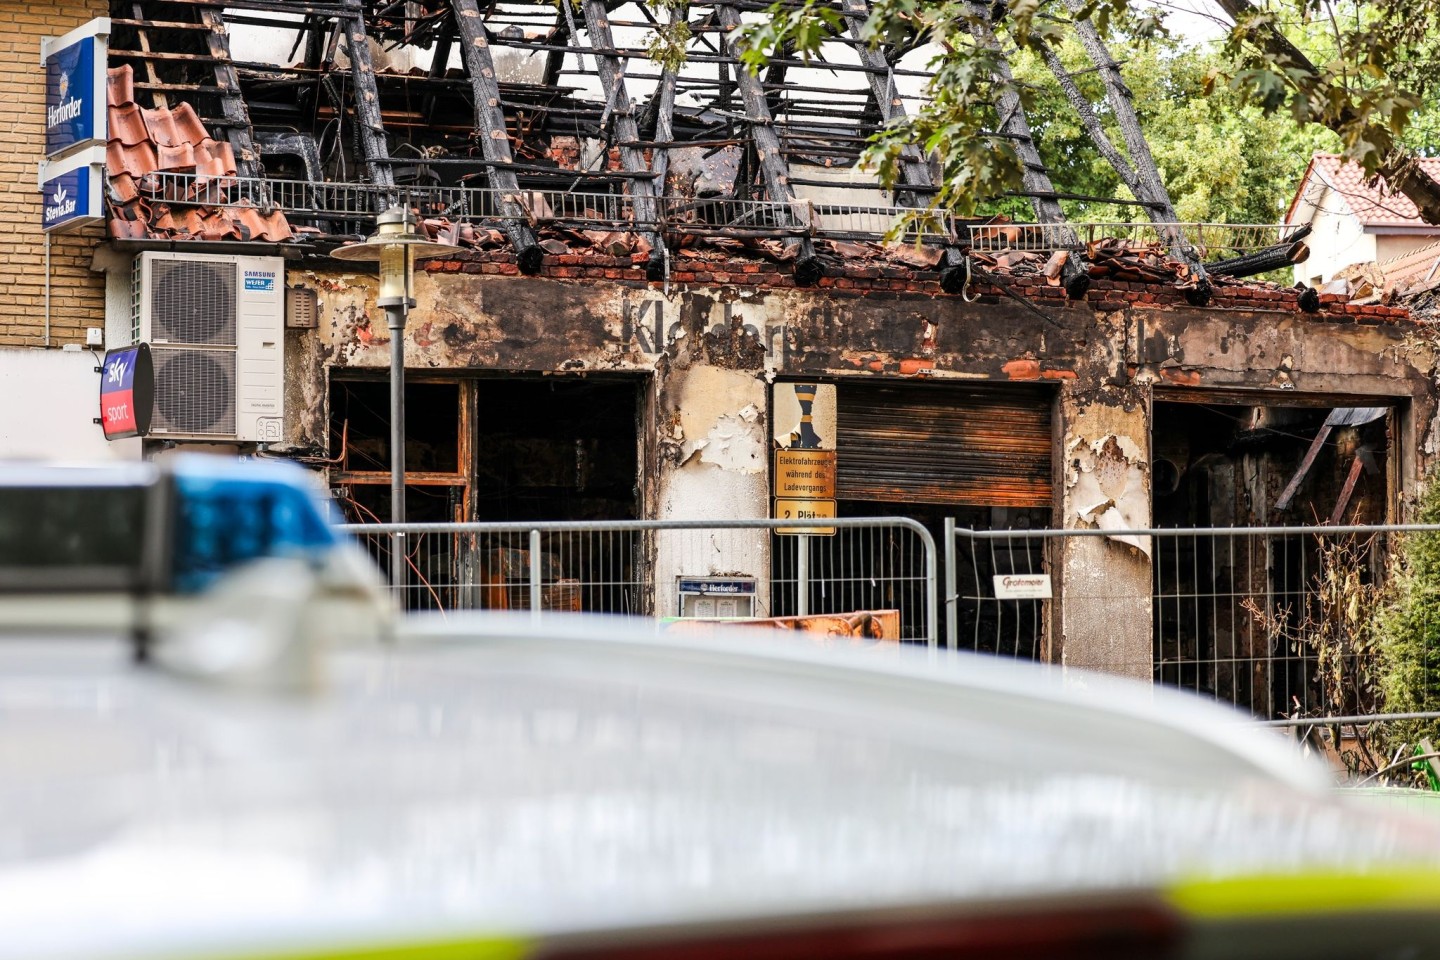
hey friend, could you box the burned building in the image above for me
[11,1,1440,694]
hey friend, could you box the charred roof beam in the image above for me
[341,0,396,202]
[450,0,543,274]
[840,0,931,208]
[966,3,1088,299]
[715,3,820,286]
[580,0,665,278]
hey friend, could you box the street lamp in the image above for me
[332,206,462,584]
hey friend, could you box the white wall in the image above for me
[0,348,142,461]
[1293,185,1376,285]
[1377,234,1440,267]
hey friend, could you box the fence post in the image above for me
[529,528,543,620]
[796,533,810,617]
[943,517,957,651]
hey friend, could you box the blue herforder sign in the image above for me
[43,20,108,158]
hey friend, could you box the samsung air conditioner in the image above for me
[131,251,285,443]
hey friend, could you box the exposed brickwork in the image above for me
[426,250,1412,324]
[0,1,108,347]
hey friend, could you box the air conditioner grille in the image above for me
[149,260,236,345]
[151,347,237,436]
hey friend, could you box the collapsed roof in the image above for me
[101,1,1312,295]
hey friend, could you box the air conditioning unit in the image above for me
[130,251,285,443]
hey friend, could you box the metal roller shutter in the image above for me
[836,382,1053,507]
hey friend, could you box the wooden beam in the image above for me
[340,0,396,199]
[840,0,931,206]
[1276,422,1334,512]
[967,4,1088,298]
[715,3,819,285]
[1060,0,1209,303]
[450,0,542,274]
[199,8,262,178]
[580,0,663,269]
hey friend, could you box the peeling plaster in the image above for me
[675,366,767,475]
[1062,383,1152,559]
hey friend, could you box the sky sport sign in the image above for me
[99,343,153,441]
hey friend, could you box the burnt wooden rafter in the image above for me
[340,0,396,198]
[199,8,262,179]
[450,0,543,274]
[579,0,664,274]
[714,2,821,286]
[1057,0,1210,303]
[840,0,931,205]
[968,4,1088,299]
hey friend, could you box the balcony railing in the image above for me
[125,170,1307,256]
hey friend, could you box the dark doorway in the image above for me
[1151,398,1395,717]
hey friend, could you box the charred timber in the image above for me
[451,0,541,273]
[1204,241,1311,279]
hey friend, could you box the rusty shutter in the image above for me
[836,382,1052,507]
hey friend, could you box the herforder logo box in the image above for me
[42,19,109,159]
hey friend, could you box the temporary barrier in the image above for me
[946,522,1440,719]
[339,517,938,646]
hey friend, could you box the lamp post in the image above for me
[333,206,462,588]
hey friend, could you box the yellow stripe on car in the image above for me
[200,936,533,960]
[1168,871,1440,919]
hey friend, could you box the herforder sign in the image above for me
[42,19,109,158]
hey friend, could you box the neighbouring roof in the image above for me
[1285,153,1440,229]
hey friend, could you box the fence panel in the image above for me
[946,523,1440,720]
[340,518,938,645]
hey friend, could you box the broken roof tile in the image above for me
[157,141,197,172]
[106,139,159,180]
[108,103,148,147]
[107,172,139,205]
[170,103,211,146]
[141,106,183,149]
[106,65,133,108]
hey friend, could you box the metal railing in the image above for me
[339,517,938,646]
[127,170,1302,254]
[945,522,1439,720]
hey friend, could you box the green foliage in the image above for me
[646,18,692,74]
[1006,38,1338,226]
[1373,477,1440,769]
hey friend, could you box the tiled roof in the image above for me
[104,65,292,244]
[1286,153,1440,228]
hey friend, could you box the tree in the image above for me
[734,0,1440,225]
[1007,37,1338,226]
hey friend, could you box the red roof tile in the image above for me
[106,65,134,110]
[1287,153,1440,228]
[103,62,293,245]
[108,103,148,147]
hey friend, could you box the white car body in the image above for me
[4,615,1440,960]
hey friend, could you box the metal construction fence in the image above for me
[337,516,1440,723]
[338,518,939,645]
[947,522,1440,720]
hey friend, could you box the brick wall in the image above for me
[423,248,1408,324]
[0,1,108,347]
